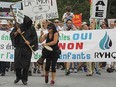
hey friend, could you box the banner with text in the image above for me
[0,29,116,62]
[21,0,58,21]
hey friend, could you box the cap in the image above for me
[0,20,8,25]
[82,22,87,26]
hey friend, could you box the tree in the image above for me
[107,0,116,18]
[57,0,90,22]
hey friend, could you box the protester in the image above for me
[106,20,116,73]
[90,21,101,75]
[62,19,77,75]
[7,21,15,71]
[37,19,51,65]
[37,19,51,77]
[10,15,38,85]
[58,21,64,31]
[54,19,61,31]
[62,6,74,25]
[0,20,9,30]
[101,21,108,29]
[109,20,114,29]
[81,22,93,76]
[63,19,77,31]
[0,20,9,76]
[39,23,60,85]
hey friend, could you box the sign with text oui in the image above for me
[20,0,58,21]
[91,0,108,18]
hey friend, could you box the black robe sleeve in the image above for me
[10,27,17,47]
[28,26,38,51]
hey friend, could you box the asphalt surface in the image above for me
[0,69,116,87]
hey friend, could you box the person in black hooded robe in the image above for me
[10,15,38,85]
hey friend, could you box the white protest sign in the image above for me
[20,0,58,21]
[91,0,108,18]
[0,2,21,9]
[16,9,24,24]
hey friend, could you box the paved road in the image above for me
[0,69,116,87]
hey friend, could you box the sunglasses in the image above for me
[54,22,59,23]
[47,26,52,30]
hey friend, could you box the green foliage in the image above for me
[57,0,90,22]
[107,0,116,18]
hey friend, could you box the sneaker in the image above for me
[70,69,73,73]
[107,67,114,73]
[65,70,70,76]
[50,80,55,86]
[61,67,65,70]
[74,69,77,73]
[45,76,48,83]
[86,74,93,76]
[96,72,101,75]
[33,68,37,73]
[37,69,41,74]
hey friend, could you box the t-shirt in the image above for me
[62,12,74,23]
[56,26,62,31]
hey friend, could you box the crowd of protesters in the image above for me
[0,6,116,86]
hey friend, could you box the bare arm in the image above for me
[39,31,47,43]
[62,13,66,21]
[43,32,59,46]
[62,17,65,22]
